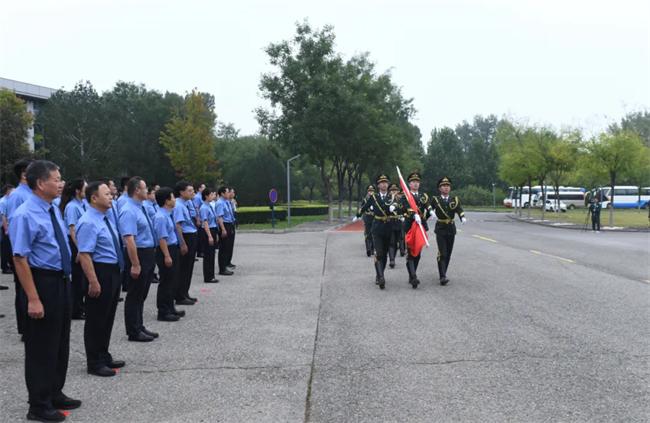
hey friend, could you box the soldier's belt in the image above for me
[374,216,389,221]
[364,211,373,216]
[437,218,454,224]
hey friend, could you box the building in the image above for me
[0,77,57,150]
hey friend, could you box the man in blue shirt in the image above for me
[143,186,160,284]
[216,186,236,276]
[193,183,205,256]
[10,160,81,422]
[76,181,125,377]
[6,159,34,336]
[173,181,198,305]
[153,187,185,321]
[0,184,15,277]
[115,176,131,213]
[118,177,158,342]
[199,188,219,283]
[61,179,88,320]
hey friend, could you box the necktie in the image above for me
[142,206,156,240]
[82,201,86,211]
[49,206,72,277]
[104,216,125,271]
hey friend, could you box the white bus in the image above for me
[537,187,586,209]
[597,186,650,209]
[504,186,585,209]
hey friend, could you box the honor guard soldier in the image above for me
[355,174,396,290]
[387,184,403,269]
[199,188,219,283]
[10,160,82,422]
[431,177,466,285]
[173,181,198,305]
[119,177,158,342]
[400,172,432,288]
[359,185,375,256]
[153,187,185,322]
[76,181,125,377]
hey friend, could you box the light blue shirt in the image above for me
[116,192,128,212]
[52,197,61,208]
[192,193,203,213]
[76,206,119,264]
[216,197,235,223]
[0,195,8,218]
[108,199,120,233]
[154,208,178,246]
[143,199,158,220]
[9,195,71,271]
[173,198,197,233]
[6,183,32,219]
[118,197,155,248]
[200,202,218,228]
[64,198,86,227]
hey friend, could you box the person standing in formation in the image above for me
[400,172,432,289]
[173,181,198,305]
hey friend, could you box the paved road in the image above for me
[0,213,648,422]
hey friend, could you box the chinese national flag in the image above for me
[397,167,429,257]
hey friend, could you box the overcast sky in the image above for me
[2,0,648,142]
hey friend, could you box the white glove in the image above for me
[369,206,374,211]
[461,217,467,224]
[352,216,359,222]
[414,214,421,224]
[389,205,396,212]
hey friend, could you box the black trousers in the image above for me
[202,228,218,281]
[388,224,402,264]
[69,238,86,317]
[156,245,179,315]
[371,222,392,278]
[84,262,120,370]
[591,211,601,231]
[362,215,374,254]
[197,223,206,257]
[124,248,155,337]
[176,232,197,300]
[14,268,27,335]
[1,231,12,272]
[435,230,455,278]
[218,223,235,273]
[24,269,71,412]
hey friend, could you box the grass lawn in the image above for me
[464,206,512,213]
[516,208,650,228]
[237,202,328,212]
[237,214,330,230]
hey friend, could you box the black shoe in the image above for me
[0,284,8,290]
[88,365,116,377]
[176,298,194,306]
[389,261,395,269]
[410,277,420,289]
[26,408,66,422]
[186,295,197,302]
[378,277,385,290]
[151,278,159,284]
[71,312,85,320]
[440,276,449,286]
[158,313,180,322]
[204,278,219,283]
[375,276,379,285]
[173,309,186,317]
[107,359,125,369]
[219,270,234,276]
[227,264,236,269]
[1,269,13,274]
[118,297,124,302]
[366,250,372,257]
[0,314,4,318]
[128,332,154,342]
[52,394,82,410]
[141,328,159,338]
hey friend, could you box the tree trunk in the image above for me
[609,173,616,226]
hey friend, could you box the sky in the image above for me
[2,0,648,143]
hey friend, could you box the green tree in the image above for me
[455,115,500,188]
[422,127,465,194]
[547,132,580,211]
[0,89,33,183]
[160,90,219,184]
[610,110,650,147]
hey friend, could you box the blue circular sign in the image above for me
[269,188,278,204]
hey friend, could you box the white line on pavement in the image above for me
[472,234,498,243]
[529,250,575,263]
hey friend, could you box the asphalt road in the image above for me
[0,212,648,422]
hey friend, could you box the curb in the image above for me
[507,214,650,233]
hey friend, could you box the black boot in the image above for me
[374,260,385,289]
[365,237,373,257]
[406,259,419,289]
[437,259,448,285]
[388,245,396,268]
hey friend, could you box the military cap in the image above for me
[376,174,390,184]
[388,183,399,192]
[438,176,452,187]
[407,172,421,182]
[366,185,375,192]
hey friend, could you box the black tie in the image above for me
[49,206,72,277]
[142,206,156,240]
[82,202,86,212]
[104,216,125,271]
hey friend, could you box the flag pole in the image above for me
[396,166,429,247]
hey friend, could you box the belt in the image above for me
[374,216,389,221]
[387,215,400,220]
[30,268,64,277]
[437,218,454,224]
[137,247,155,252]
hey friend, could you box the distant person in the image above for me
[0,184,15,276]
[173,181,198,305]
[589,196,601,232]
[216,186,236,276]
[200,187,219,283]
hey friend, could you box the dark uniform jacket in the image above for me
[431,195,465,235]
[400,192,432,232]
[358,192,395,236]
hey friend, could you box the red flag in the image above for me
[396,167,429,257]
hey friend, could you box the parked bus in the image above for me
[597,186,650,209]
[504,186,585,209]
[538,187,586,209]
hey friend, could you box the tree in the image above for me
[422,127,465,194]
[455,115,500,188]
[547,132,580,212]
[610,110,650,147]
[0,89,33,183]
[160,90,219,184]
[585,130,646,225]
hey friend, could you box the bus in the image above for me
[504,186,585,209]
[597,186,650,209]
[539,187,586,209]
[504,186,543,208]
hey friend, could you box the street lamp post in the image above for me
[286,154,301,227]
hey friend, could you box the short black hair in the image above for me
[14,159,34,179]
[1,184,15,196]
[217,186,228,196]
[155,187,174,207]
[127,176,144,196]
[26,160,59,190]
[201,187,213,201]
[174,180,192,197]
[85,181,105,203]
[120,176,131,189]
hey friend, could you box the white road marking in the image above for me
[529,250,575,264]
[472,234,498,243]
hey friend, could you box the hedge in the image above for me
[235,205,329,224]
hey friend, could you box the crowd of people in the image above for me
[0,158,238,422]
